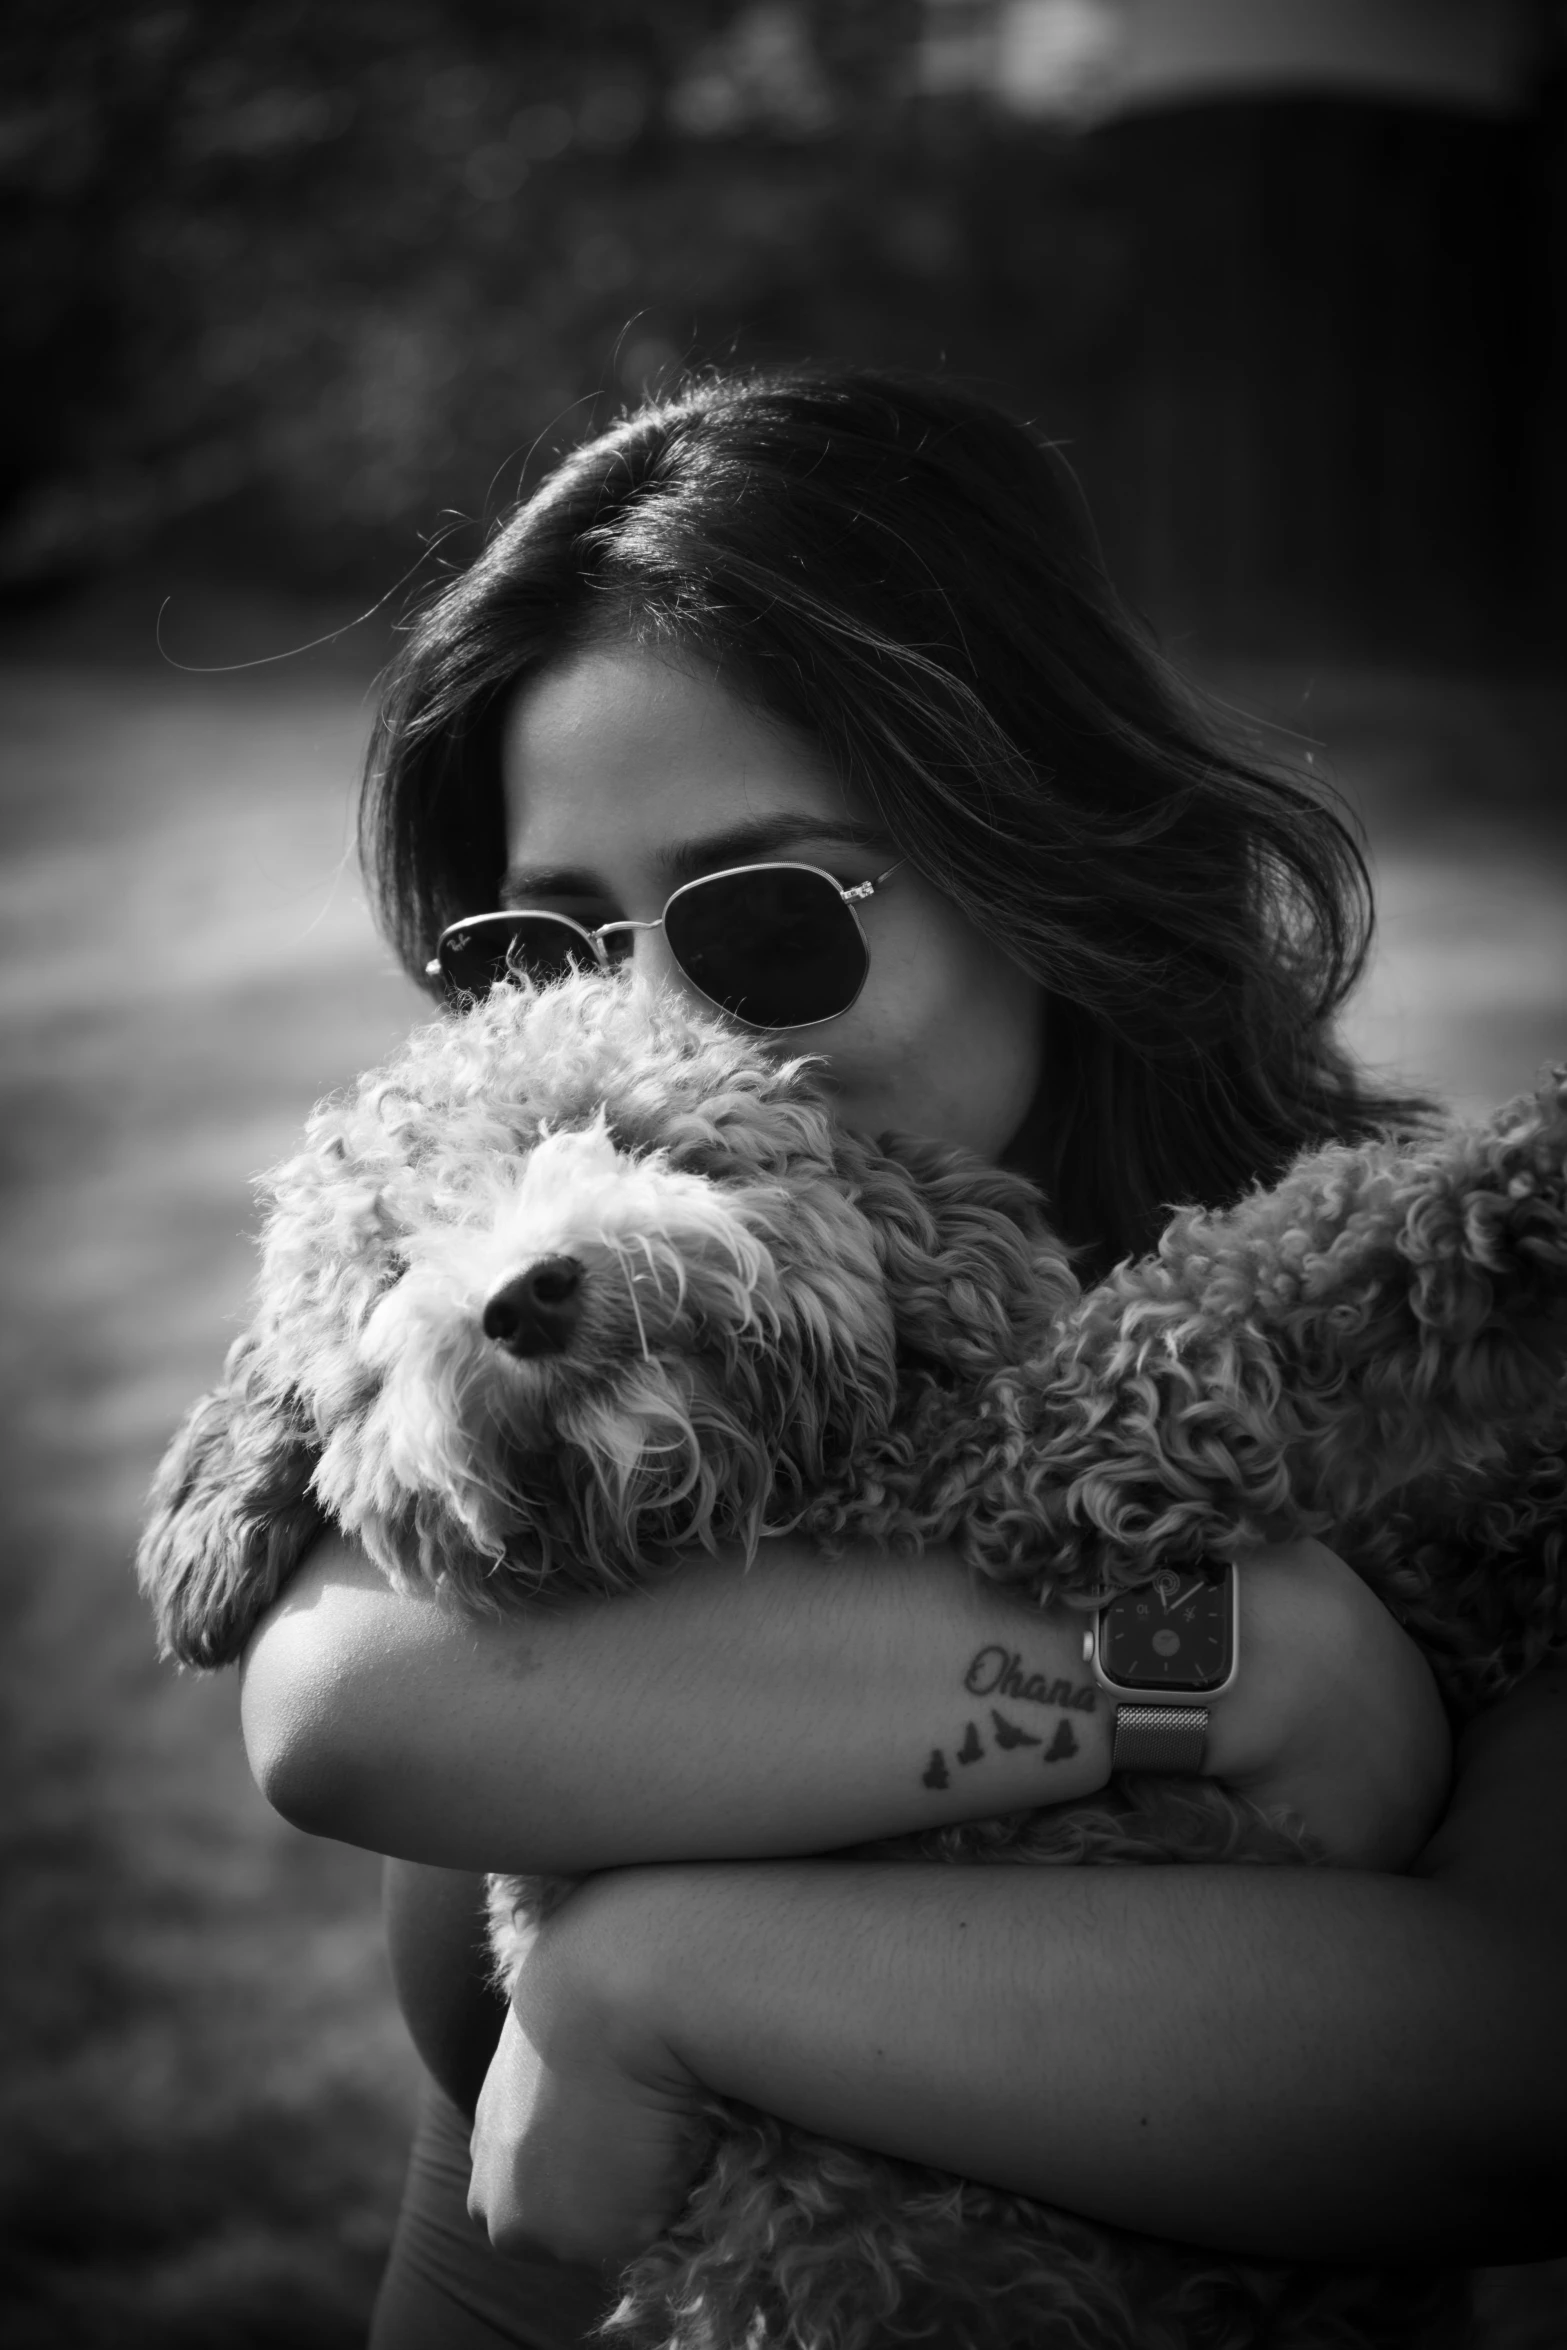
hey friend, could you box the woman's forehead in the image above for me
[501,639,876,881]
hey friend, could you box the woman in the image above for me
[238,371,1566,2346]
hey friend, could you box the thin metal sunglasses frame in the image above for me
[427,858,902,1030]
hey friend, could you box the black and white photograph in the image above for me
[4,4,1566,2345]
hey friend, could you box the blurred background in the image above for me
[3,2,1565,2343]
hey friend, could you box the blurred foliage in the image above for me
[8,0,1558,658]
[2,0,1131,590]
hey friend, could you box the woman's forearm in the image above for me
[239,1533,1442,1874]
[239,1532,1114,1871]
[582,1663,1567,2266]
[630,1864,1521,2262]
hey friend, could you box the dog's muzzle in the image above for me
[482,1257,584,1357]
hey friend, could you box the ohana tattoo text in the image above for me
[919,1645,1100,1793]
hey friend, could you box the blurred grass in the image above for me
[1,634,422,2348]
[1,603,1564,2345]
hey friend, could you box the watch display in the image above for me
[1097,1564,1236,1694]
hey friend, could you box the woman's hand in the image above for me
[467,1879,711,2274]
[457,1534,1453,2282]
[474,1665,1567,2272]
[1204,1537,1451,1869]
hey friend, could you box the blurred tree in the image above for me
[3,0,1560,659]
[2,1,1136,590]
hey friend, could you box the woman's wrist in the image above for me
[1203,1538,1451,1868]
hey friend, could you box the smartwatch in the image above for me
[1082,1561,1238,1772]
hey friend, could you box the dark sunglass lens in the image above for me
[664,869,868,1027]
[440,917,595,998]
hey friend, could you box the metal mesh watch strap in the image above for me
[1111,1704,1209,1773]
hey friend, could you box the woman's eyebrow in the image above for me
[500,817,890,905]
[664,816,890,884]
[497,863,604,906]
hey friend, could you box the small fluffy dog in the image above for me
[139,972,1567,2350]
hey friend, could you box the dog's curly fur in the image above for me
[138,971,1567,2350]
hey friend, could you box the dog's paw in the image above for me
[136,1342,326,1668]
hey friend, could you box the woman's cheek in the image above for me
[819,975,1040,1161]
[909,949,1044,1160]
[935,1022,1043,1161]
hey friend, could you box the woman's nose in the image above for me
[619,923,689,998]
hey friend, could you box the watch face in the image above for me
[1098,1566,1235,1694]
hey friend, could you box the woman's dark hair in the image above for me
[360,366,1429,1269]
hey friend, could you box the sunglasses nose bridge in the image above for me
[590,916,660,950]
[593,914,688,989]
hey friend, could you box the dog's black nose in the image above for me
[482,1257,584,1357]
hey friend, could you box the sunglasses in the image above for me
[426,860,901,1032]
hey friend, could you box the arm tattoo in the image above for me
[919,1646,1095,1793]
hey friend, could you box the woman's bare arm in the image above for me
[240,1531,1114,1870]
[497,1660,1567,2268]
[239,1532,1442,1875]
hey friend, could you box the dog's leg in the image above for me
[942,1076,1567,1611]
[136,1331,326,1668]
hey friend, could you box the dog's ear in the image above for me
[136,1331,326,1669]
[841,1131,1079,1376]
